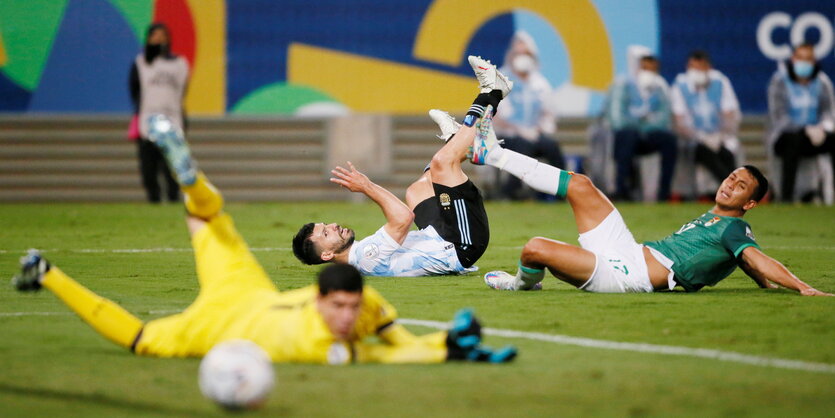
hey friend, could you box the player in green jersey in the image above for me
[465,119,830,295]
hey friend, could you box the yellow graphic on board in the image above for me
[287,0,615,112]
[288,43,477,113]
[414,0,613,90]
[184,0,226,114]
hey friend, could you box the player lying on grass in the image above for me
[292,56,512,276]
[10,114,517,364]
[440,115,829,295]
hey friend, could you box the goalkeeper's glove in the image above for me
[446,308,482,360]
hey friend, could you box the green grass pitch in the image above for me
[1,201,833,417]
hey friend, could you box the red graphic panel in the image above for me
[153,0,195,67]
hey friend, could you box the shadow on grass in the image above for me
[0,382,199,416]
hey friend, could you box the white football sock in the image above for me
[488,148,571,197]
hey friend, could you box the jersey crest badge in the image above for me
[439,193,451,207]
[363,244,380,259]
[745,226,755,240]
[705,216,721,227]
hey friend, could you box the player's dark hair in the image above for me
[292,223,325,265]
[318,264,363,296]
[640,55,658,63]
[688,49,711,63]
[743,165,769,202]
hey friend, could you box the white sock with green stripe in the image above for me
[516,262,545,290]
[487,148,572,198]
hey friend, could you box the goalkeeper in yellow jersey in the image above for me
[11,114,516,365]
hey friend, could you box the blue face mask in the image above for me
[794,60,814,78]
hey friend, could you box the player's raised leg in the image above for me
[473,117,615,234]
[11,250,144,349]
[146,114,275,294]
[479,118,600,290]
[429,56,512,188]
[405,110,464,210]
[475,111,613,290]
[146,114,223,228]
[407,56,511,210]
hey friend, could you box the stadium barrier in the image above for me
[0,115,767,202]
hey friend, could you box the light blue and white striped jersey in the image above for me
[348,226,474,277]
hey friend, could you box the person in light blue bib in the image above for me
[766,43,835,202]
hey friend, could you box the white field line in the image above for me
[398,318,835,375]
[1,245,834,255]
[1,310,833,375]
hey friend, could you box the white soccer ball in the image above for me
[198,340,275,409]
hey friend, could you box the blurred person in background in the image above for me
[129,23,190,203]
[767,43,835,202]
[493,31,564,200]
[671,50,741,200]
[606,49,676,201]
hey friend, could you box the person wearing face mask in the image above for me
[606,51,677,201]
[493,31,564,201]
[767,43,835,203]
[128,23,190,203]
[670,50,742,200]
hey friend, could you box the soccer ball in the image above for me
[198,340,275,409]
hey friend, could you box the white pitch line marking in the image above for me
[2,311,832,374]
[397,318,835,375]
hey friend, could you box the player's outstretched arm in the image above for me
[330,161,414,244]
[739,247,832,296]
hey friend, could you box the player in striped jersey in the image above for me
[293,56,513,277]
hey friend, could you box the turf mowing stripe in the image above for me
[398,318,835,375]
[3,311,833,374]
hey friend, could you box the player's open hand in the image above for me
[330,161,370,193]
[800,288,833,297]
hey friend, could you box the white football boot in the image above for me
[484,270,542,291]
[428,109,461,142]
[471,105,504,166]
[467,55,514,98]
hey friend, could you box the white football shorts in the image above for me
[577,209,654,293]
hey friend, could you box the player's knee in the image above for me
[568,174,595,195]
[521,237,549,263]
[430,152,454,173]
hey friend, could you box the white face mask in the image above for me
[687,69,709,86]
[512,54,536,74]
[636,70,655,90]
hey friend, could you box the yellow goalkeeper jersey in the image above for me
[135,284,415,364]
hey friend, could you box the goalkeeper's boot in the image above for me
[146,114,197,186]
[468,55,513,98]
[11,249,49,292]
[484,270,542,291]
[471,106,503,165]
[429,109,462,142]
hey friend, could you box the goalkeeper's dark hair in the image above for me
[292,223,325,265]
[743,165,769,202]
[318,264,363,296]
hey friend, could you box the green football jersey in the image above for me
[644,212,759,292]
